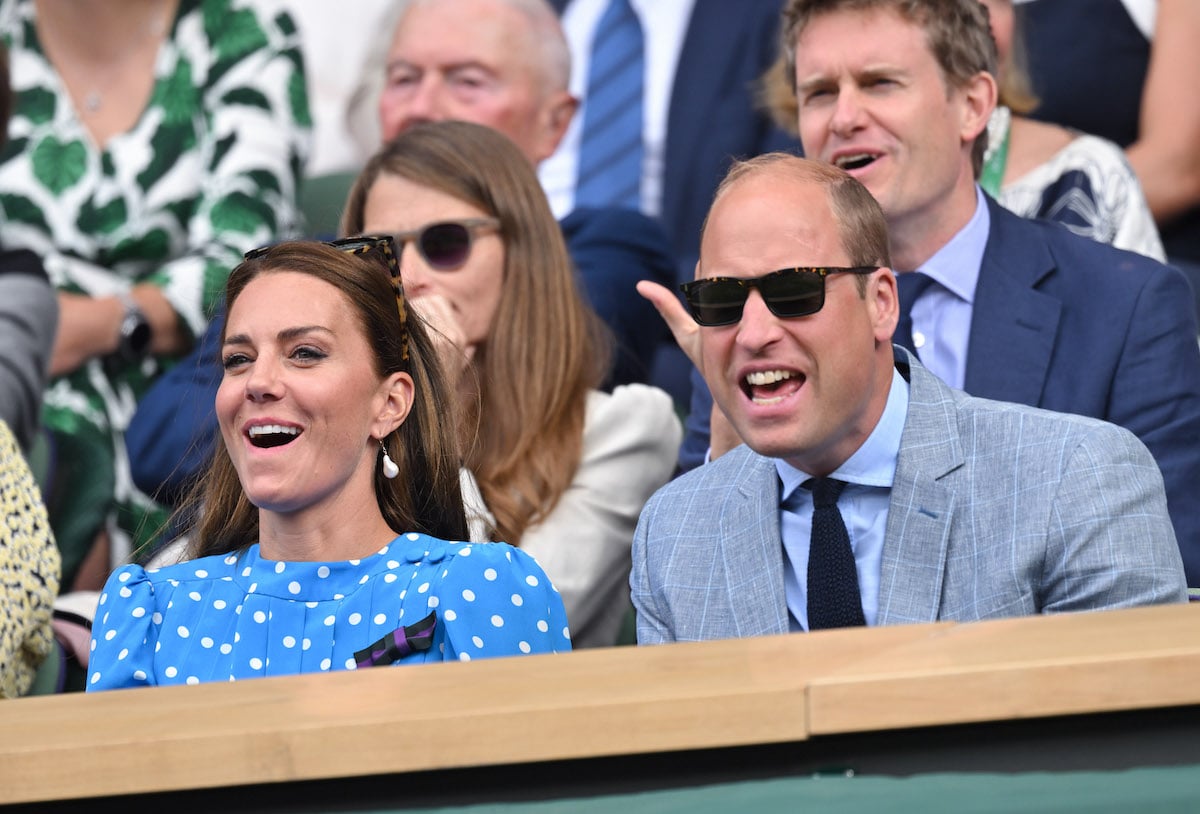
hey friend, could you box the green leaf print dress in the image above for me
[0,0,312,586]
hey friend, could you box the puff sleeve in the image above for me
[434,542,571,662]
[87,564,160,691]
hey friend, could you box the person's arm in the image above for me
[516,385,682,648]
[1041,421,1187,613]
[86,563,159,691]
[0,255,56,451]
[1126,0,1200,223]
[50,285,185,376]
[436,543,572,660]
[0,420,58,697]
[629,489,675,646]
[125,308,225,506]
[1105,261,1200,586]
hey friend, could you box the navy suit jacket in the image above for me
[680,196,1200,585]
[560,206,675,389]
[657,0,801,284]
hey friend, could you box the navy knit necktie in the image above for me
[894,271,935,354]
[806,478,866,630]
[575,0,644,209]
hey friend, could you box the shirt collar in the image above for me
[776,365,910,501]
[909,185,990,305]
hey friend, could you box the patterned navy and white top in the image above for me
[86,534,570,690]
[989,106,1165,262]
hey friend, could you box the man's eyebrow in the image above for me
[795,75,828,93]
[796,65,904,93]
[385,57,496,75]
[223,325,332,347]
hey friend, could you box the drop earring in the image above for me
[379,440,399,479]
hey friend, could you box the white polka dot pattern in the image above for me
[86,533,571,691]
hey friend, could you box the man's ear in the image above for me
[959,70,998,146]
[533,91,578,162]
[373,371,415,439]
[871,268,899,346]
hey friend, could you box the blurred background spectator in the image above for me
[1016,0,1200,315]
[0,0,311,591]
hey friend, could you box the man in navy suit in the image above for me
[654,0,1200,585]
[543,0,801,404]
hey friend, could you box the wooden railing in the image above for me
[3,602,1199,805]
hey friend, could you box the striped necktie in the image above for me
[575,0,644,209]
[895,271,935,354]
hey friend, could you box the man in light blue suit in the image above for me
[632,154,1186,643]
[676,0,1200,588]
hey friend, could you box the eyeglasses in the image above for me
[391,218,500,271]
[679,266,880,326]
[243,235,409,361]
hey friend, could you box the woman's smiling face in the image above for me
[216,271,405,519]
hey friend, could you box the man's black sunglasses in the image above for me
[680,266,880,326]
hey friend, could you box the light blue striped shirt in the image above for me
[904,185,991,390]
[776,366,910,630]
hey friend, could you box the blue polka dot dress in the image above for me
[86,534,571,690]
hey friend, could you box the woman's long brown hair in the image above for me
[342,121,610,545]
[185,241,469,558]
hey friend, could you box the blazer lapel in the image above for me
[878,352,962,624]
[718,453,790,638]
[964,197,1062,406]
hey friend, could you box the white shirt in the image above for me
[538,0,697,220]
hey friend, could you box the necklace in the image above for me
[79,12,169,115]
[34,0,171,117]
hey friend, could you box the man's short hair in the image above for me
[781,0,998,176]
[702,153,891,294]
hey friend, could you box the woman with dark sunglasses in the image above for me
[85,238,570,690]
[342,121,682,648]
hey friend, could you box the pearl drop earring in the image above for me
[380,440,399,479]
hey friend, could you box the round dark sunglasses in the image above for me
[680,266,880,326]
[392,218,501,271]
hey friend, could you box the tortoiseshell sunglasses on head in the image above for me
[243,235,409,361]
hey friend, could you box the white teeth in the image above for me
[745,370,794,386]
[247,424,300,438]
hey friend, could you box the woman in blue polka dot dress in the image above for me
[87,239,571,690]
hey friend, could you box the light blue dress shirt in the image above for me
[903,185,991,390]
[776,367,910,631]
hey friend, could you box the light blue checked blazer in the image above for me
[631,348,1188,644]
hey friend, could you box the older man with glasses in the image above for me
[630,153,1187,644]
